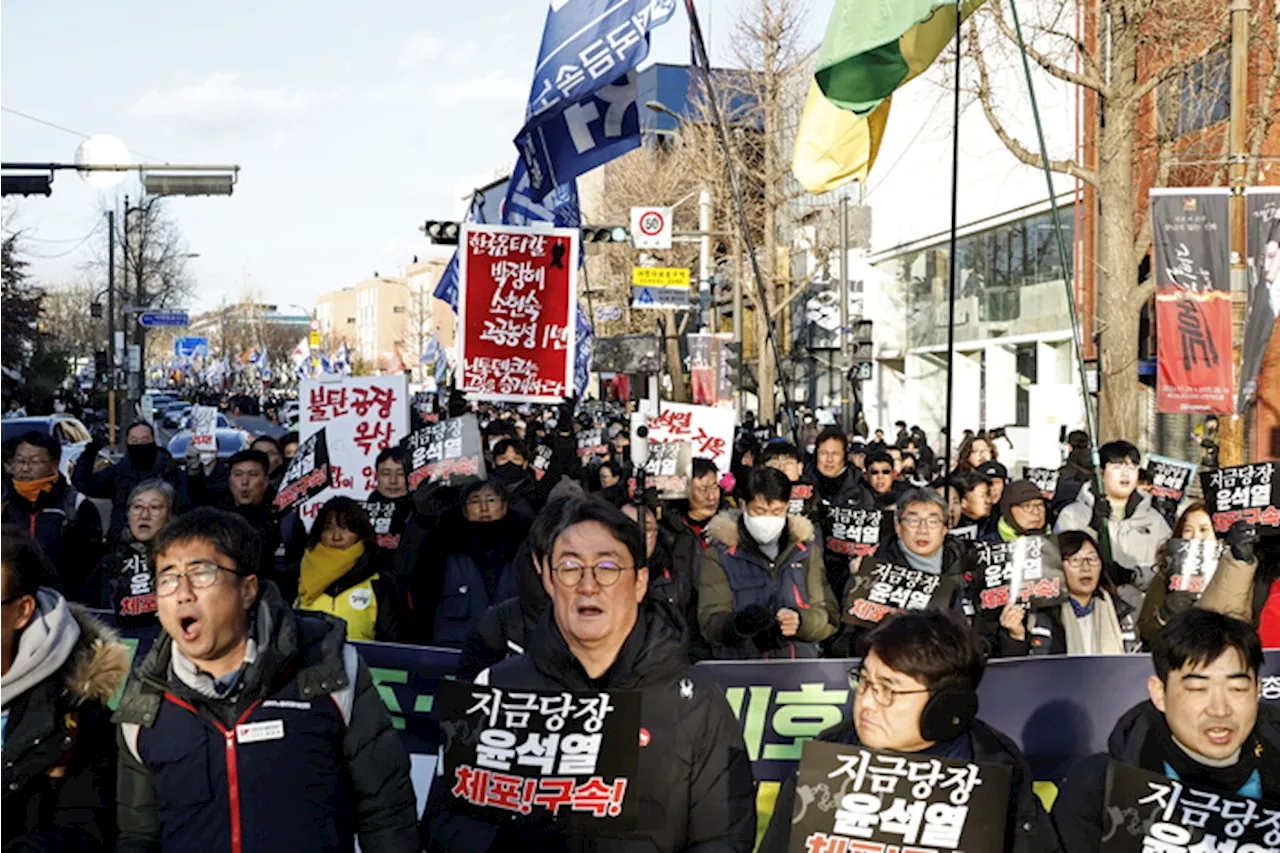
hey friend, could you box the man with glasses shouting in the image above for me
[421,497,757,852]
[113,507,418,853]
[759,610,1060,853]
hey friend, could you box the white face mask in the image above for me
[743,512,787,545]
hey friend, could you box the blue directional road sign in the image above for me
[139,311,189,328]
[174,336,209,358]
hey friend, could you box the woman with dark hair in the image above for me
[996,530,1134,657]
[295,496,401,642]
[954,433,997,474]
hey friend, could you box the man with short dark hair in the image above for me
[864,449,905,510]
[1055,439,1172,609]
[2,430,102,597]
[661,457,722,660]
[2,526,127,851]
[367,447,412,555]
[762,440,821,523]
[421,497,757,851]
[1052,609,1280,851]
[951,471,995,536]
[759,610,1059,853]
[250,435,285,491]
[73,420,174,542]
[114,507,418,853]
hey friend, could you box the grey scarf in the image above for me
[2,589,81,706]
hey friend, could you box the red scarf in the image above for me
[1259,579,1280,650]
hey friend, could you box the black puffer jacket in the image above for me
[421,603,758,852]
[810,467,876,599]
[1,476,103,600]
[455,537,547,680]
[1053,701,1280,852]
[86,540,159,628]
[758,718,1061,853]
[1,598,129,852]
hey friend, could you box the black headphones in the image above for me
[918,681,980,744]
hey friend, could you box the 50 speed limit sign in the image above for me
[630,206,673,250]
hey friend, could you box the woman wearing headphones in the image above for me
[758,610,1062,853]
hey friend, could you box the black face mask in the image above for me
[127,443,158,471]
[491,462,526,486]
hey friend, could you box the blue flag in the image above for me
[432,192,486,311]
[514,0,678,200]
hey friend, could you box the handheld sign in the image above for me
[1146,453,1197,520]
[1164,538,1224,596]
[438,680,641,832]
[1200,462,1280,536]
[577,428,607,460]
[844,562,955,627]
[189,405,218,453]
[825,508,883,558]
[401,414,486,491]
[784,739,1011,853]
[531,444,554,482]
[788,482,815,518]
[1101,761,1280,852]
[640,441,692,500]
[1022,467,1059,501]
[974,536,1065,611]
[273,429,332,512]
[361,499,406,550]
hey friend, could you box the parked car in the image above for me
[167,428,250,461]
[161,402,193,428]
[0,415,107,480]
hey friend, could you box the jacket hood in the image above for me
[1,590,127,707]
[524,600,688,690]
[1072,480,1156,521]
[706,509,815,549]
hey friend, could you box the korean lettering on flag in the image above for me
[273,428,333,513]
[514,0,679,201]
[1022,467,1060,501]
[1101,761,1280,852]
[400,414,486,490]
[974,536,1066,611]
[1164,538,1225,596]
[785,739,1011,853]
[1200,462,1280,534]
[844,563,955,628]
[438,680,642,831]
[825,508,883,558]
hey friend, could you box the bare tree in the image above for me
[966,0,1280,441]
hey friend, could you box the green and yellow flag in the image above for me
[792,0,982,194]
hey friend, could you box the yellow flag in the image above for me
[791,81,890,194]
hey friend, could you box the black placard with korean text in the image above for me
[1022,467,1060,501]
[1164,538,1224,597]
[843,563,955,628]
[824,508,883,558]
[401,414,486,491]
[974,536,1066,611]
[273,428,332,512]
[1200,462,1280,536]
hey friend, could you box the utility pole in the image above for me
[107,209,116,447]
[135,198,148,409]
[839,193,852,431]
[698,189,712,331]
[1219,0,1251,466]
[732,235,744,416]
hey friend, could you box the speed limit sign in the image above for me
[630,206,673,250]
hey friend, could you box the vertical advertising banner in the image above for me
[458,224,578,404]
[1241,188,1280,415]
[1152,188,1234,414]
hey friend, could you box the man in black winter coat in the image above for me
[809,427,875,597]
[1053,609,1280,852]
[1,528,129,853]
[72,421,175,542]
[421,497,757,852]
[759,610,1060,853]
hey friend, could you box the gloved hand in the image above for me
[731,604,776,640]
[1225,520,1259,564]
[1089,497,1111,533]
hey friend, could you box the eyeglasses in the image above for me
[848,669,932,707]
[155,562,242,596]
[900,515,944,530]
[1065,555,1102,569]
[129,503,166,516]
[868,468,893,476]
[550,560,633,587]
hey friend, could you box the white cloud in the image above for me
[130,73,318,121]
[398,35,443,72]
[447,40,477,66]
[427,70,525,108]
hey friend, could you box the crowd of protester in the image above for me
[0,395,1275,851]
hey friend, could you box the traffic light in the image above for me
[2,175,52,197]
[421,221,461,244]
[91,303,103,319]
[581,226,630,243]
[94,350,108,381]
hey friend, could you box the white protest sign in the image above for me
[298,375,409,528]
[190,405,219,452]
[630,402,734,476]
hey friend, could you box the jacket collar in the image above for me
[706,509,815,558]
[525,601,686,691]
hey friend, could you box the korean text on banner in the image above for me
[273,428,333,513]
[641,441,692,500]
[1022,467,1059,501]
[632,402,734,475]
[1199,462,1280,535]
[458,224,578,403]
[843,562,955,627]
[1151,189,1234,415]
[783,739,1011,853]
[299,376,409,527]
[438,680,642,832]
[974,536,1066,611]
[401,414,486,490]
[1164,538,1224,596]
[189,405,218,453]
[824,508,882,557]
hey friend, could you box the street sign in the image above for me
[310,319,321,331]
[594,305,623,323]
[631,267,690,287]
[632,285,690,309]
[630,206,673,250]
[174,336,209,358]
[138,311,189,328]
[309,331,321,349]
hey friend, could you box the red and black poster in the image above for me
[1240,188,1280,415]
[1152,188,1234,414]
[458,223,578,403]
[273,428,332,512]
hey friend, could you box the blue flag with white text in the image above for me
[514,0,678,200]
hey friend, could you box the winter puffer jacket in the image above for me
[1053,701,1280,852]
[455,537,547,680]
[810,467,876,598]
[420,603,759,852]
[1054,482,1172,611]
[1,596,129,852]
[757,718,1061,853]
[2,475,103,600]
[113,582,418,853]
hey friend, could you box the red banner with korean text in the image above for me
[1152,189,1234,414]
[458,223,578,403]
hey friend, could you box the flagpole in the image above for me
[943,3,961,477]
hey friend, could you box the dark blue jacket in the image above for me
[71,442,175,542]
[1,475,103,599]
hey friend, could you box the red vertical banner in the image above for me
[458,224,579,403]
[1152,189,1234,415]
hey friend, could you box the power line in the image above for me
[24,222,103,260]
[1,106,168,163]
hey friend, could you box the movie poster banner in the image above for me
[1152,188,1234,414]
[784,739,1011,853]
[437,680,642,831]
[458,223,578,404]
[1240,187,1280,413]
[1200,462,1280,535]
[1101,761,1280,852]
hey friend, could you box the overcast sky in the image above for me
[2,0,832,313]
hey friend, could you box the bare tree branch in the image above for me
[987,0,1109,95]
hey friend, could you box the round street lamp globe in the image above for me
[74,134,131,188]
